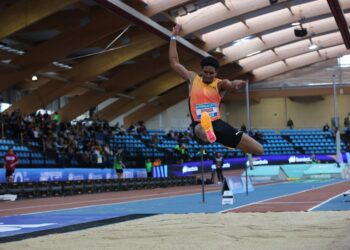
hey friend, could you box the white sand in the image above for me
[1,212,350,250]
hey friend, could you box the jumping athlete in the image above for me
[169,24,263,155]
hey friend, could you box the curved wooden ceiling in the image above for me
[0,0,349,125]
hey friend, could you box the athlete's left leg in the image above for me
[236,133,263,155]
[213,120,264,155]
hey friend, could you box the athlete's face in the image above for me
[200,66,217,84]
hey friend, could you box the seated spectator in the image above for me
[153,158,162,168]
[240,124,247,133]
[92,146,103,165]
[323,123,330,132]
[166,130,175,139]
[136,120,147,136]
[287,118,294,129]
[52,112,60,123]
[127,124,135,134]
[179,133,189,144]
[149,134,159,147]
[174,143,188,163]
[344,117,350,135]
[103,144,114,167]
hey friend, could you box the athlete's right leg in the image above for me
[200,112,216,143]
[194,123,209,143]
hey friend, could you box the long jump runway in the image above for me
[0,178,349,243]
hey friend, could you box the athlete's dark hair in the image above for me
[201,56,220,70]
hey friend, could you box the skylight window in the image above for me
[338,55,350,68]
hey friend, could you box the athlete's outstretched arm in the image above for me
[169,24,195,83]
[218,79,246,91]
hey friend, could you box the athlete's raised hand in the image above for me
[172,24,181,36]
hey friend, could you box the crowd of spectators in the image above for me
[0,110,163,167]
[1,110,115,166]
[4,109,348,168]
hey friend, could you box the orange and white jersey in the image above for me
[189,74,221,122]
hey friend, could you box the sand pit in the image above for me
[1,211,350,250]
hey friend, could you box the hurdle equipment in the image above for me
[344,190,350,202]
[221,177,235,205]
[222,190,234,205]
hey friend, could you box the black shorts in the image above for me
[6,169,14,177]
[116,169,123,174]
[191,119,243,148]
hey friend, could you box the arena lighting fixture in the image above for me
[214,47,223,53]
[308,83,332,86]
[246,51,261,57]
[338,54,350,68]
[0,44,25,55]
[31,75,38,81]
[233,36,254,46]
[294,26,308,37]
[53,61,72,69]
[291,22,301,26]
[168,0,222,17]
[308,44,318,50]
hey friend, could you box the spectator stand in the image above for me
[281,128,346,155]
[257,129,298,156]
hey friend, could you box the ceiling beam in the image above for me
[57,46,181,121]
[253,44,349,82]
[227,86,350,100]
[327,0,350,49]
[18,9,85,33]
[0,0,78,41]
[124,84,188,126]
[97,98,137,121]
[201,1,349,51]
[7,31,165,114]
[95,0,210,58]
[95,60,244,122]
[0,7,130,93]
[141,0,193,16]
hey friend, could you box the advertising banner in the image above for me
[168,153,348,177]
[0,168,147,183]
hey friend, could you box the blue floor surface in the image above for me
[0,178,346,238]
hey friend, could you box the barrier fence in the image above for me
[0,176,197,199]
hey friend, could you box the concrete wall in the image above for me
[144,94,350,131]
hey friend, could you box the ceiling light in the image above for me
[53,61,72,69]
[32,75,38,81]
[215,47,222,53]
[291,22,301,26]
[308,44,318,50]
[233,36,254,46]
[338,54,350,67]
[294,27,308,37]
[246,51,261,57]
[0,44,25,56]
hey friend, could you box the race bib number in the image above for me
[196,103,218,120]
